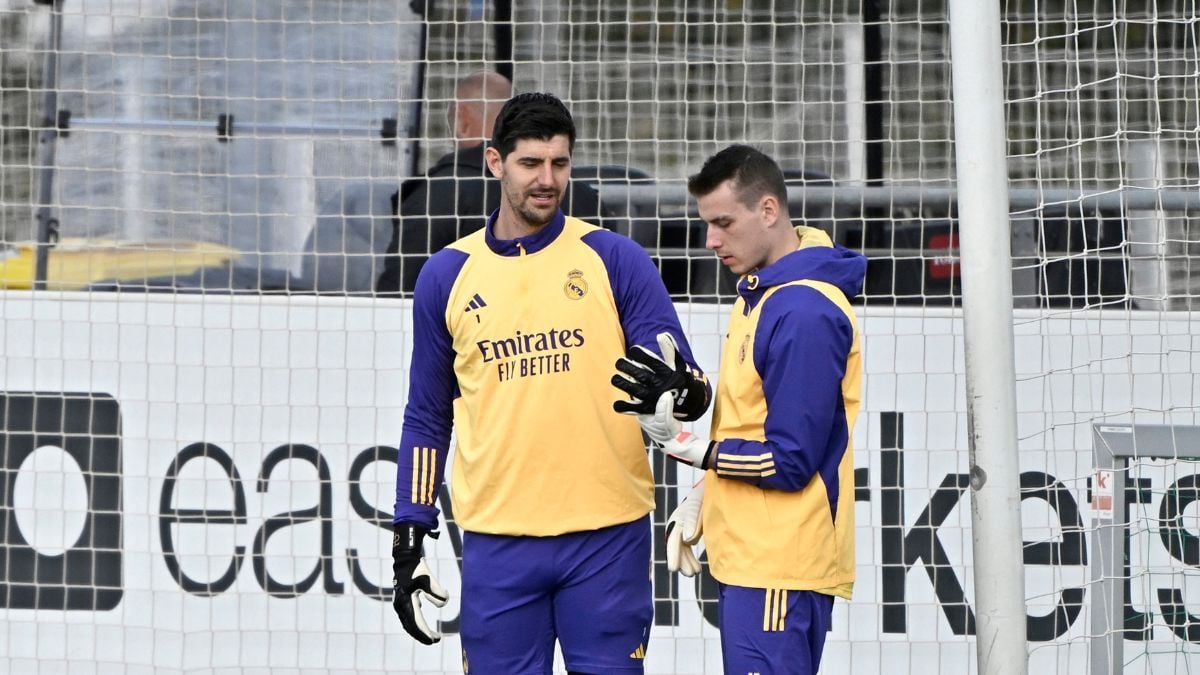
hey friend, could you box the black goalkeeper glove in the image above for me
[392,523,449,645]
[612,332,709,421]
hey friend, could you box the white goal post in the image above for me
[948,0,1028,672]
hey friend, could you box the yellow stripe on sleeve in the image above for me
[410,446,420,504]
[424,447,437,505]
[411,447,438,506]
[715,451,776,477]
[715,459,775,471]
[718,452,773,464]
[717,468,778,478]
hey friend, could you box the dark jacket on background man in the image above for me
[376,144,607,295]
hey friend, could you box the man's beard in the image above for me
[506,184,561,227]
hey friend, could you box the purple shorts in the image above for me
[718,583,834,675]
[459,516,653,674]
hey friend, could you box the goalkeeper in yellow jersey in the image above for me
[613,144,865,675]
[390,92,710,673]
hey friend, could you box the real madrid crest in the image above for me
[564,269,588,300]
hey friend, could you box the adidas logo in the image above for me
[464,293,487,322]
[629,643,646,660]
[464,293,487,312]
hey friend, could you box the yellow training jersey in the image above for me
[394,210,706,536]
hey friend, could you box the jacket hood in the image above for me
[736,225,867,303]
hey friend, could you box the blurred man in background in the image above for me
[376,70,510,295]
[377,71,607,295]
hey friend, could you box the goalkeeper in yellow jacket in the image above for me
[614,144,865,675]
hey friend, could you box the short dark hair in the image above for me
[687,144,788,211]
[490,92,577,159]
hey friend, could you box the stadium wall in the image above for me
[1,292,1198,673]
